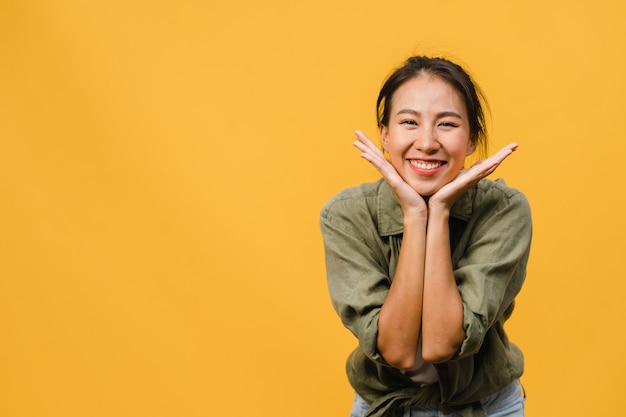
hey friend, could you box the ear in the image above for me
[466,138,477,156]
[380,125,389,152]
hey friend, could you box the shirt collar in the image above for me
[377,180,475,237]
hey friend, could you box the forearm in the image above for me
[421,208,465,363]
[376,215,427,370]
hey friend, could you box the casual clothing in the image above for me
[401,337,438,385]
[350,380,524,417]
[320,178,532,417]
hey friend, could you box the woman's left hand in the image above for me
[429,143,519,211]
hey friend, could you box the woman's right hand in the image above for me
[355,130,429,369]
[353,130,427,217]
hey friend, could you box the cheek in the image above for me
[450,135,473,158]
[465,139,477,156]
[384,138,402,158]
[387,146,406,171]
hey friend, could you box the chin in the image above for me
[410,183,442,197]
[402,172,450,197]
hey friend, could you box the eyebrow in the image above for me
[396,109,463,119]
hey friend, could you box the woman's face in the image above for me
[381,74,476,196]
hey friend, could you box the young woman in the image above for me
[320,56,532,417]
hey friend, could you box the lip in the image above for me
[407,159,446,176]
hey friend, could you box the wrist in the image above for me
[403,212,428,229]
[427,197,451,215]
[427,205,451,222]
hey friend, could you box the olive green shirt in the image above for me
[320,178,532,417]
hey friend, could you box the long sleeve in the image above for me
[320,183,393,366]
[450,179,532,359]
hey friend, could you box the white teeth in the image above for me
[409,160,442,170]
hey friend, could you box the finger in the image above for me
[353,138,380,155]
[361,150,395,177]
[353,130,388,167]
[354,141,386,167]
[487,143,518,165]
[468,143,518,176]
[354,130,381,154]
[353,138,404,185]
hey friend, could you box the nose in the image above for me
[414,128,440,154]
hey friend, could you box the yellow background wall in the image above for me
[1,1,625,416]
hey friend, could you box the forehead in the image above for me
[391,74,466,113]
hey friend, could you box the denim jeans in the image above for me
[350,380,525,417]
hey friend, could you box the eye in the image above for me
[401,120,417,125]
[439,121,459,128]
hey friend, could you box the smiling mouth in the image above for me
[408,160,446,170]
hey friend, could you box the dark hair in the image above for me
[376,56,488,155]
